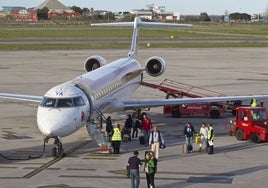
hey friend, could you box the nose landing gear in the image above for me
[52,137,65,158]
[44,136,65,158]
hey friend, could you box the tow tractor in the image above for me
[142,79,236,119]
[225,106,268,143]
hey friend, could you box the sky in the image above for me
[1,0,268,15]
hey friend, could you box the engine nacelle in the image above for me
[84,56,107,72]
[145,56,166,77]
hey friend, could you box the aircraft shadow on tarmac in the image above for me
[0,138,98,163]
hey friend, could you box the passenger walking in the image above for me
[183,122,196,153]
[124,114,133,141]
[149,126,164,160]
[106,116,113,140]
[199,122,208,152]
[143,151,156,188]
[141,113,152,147]
[127,150,142,188]
[132,118,141,139]
[111,123,122,154]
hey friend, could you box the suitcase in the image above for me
[182,143,187,154]
[139,135,145,145]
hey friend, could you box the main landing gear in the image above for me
[45,136,65,158]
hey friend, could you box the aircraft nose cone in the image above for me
[37,106,81,137]
[37,118,59,137]
[37,108,65,137]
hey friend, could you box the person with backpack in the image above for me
[183,122,196,153]
[149,126,164,160]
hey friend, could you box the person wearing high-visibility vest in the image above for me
[251,98,258,107]
[207,123,215,154]
[111,123,122,154]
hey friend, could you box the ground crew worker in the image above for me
[251,98,258,107]
[207,123,215,154]
[207,123,214,142]
[111,123,122,154]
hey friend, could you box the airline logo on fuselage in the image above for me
[56,88,65,96]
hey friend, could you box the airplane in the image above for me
[1,17,268,158]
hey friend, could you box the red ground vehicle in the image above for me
[225,106,268,143]
[142,79,230,119]
[164,95,225,118]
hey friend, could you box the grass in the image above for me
[0,23,268,50]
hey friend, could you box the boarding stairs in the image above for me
[86,109,110,152]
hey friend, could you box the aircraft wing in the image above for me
[0,93,43,103]
[122,95,268,110]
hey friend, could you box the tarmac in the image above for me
[1,48,268,188]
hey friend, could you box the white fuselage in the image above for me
[37,57,143,138]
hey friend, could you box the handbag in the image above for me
[144,163,149,173]
[160,143,166,149]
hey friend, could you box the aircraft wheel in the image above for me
[235,128,244,140]
[171,108,181,118]
[232,110,236,116]
[210,110,220,119]
[56,142,64,158]
[251,133,261,143]
[52,147,57,157]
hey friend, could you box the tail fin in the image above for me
[91,17,192,59]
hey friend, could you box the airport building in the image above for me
[130,4,180,21]
[36,0,81,19]
[10,9,38,22]
[0,0,81,21]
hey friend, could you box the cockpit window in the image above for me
[73,96,85,106]
[57,98,73,107]
[41,98,56,107]
[40,97,85,108]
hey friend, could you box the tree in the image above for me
[119,13,136,22]
[37,7,49,20]
[199,12,211,22]
[71,6,83,14]
[229,12,251,21]
[102,12,115,21]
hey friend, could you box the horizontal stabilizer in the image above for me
[91,17,192,58]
